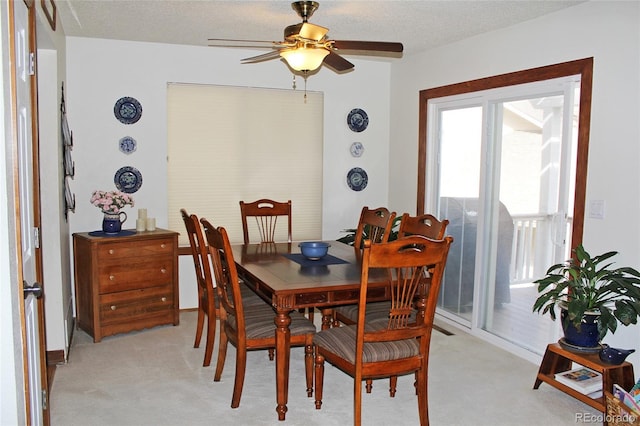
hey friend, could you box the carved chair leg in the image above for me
[314,353,324,409]
[365,379,373,393]
[268,348,275,361]
[389,375,398,397]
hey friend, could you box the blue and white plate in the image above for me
[119,136,137,154]
[347,167,368,191]
[350,142,364,157]
[114,97,142,124]
[347,108,368,132]
[114,166,142,193]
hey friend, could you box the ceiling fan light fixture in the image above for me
[280,47,329,72]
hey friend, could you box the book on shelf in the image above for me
[554,367,602,394]
[613,383,640,416]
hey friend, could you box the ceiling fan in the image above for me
[208,1,404,74]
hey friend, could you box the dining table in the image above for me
[230,240,392,421]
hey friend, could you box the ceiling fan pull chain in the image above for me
[303,72,308,103]
[292,74,297,90]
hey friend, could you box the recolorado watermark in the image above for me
[575,412,638,423]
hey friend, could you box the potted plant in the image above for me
[533,244,640,348]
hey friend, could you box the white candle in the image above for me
[138,208,147,219]
[146,217,156,231]
[136,218,146,232]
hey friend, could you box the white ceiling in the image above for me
[56,0,585,57]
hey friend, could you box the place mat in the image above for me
[88,230,137,237]
[282,253,349,267]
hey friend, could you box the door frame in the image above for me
[417,58,593,253]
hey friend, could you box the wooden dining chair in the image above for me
[200,218,316,408]
[313,235,453,426]
[239,199,292,244]
[333,207,397,327]
[334,212,450,395]
[398,213,449,240]
[180,209,217,367]
[239,198,314,322]
[335,213,450,326]
[353,206,397,250]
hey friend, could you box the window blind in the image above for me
[167,83,323,245]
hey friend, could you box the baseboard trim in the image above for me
[47,349,65,365]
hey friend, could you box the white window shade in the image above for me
[167,83,323,246]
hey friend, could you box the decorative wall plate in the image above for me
[114,166,143,193]
[347,167,368,191]
[347,108,369,132]
[350,142,364,157]
[114,96,142,124]
[119,136,137,154]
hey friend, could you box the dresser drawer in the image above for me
[97,237,174,262]
[99,286,174,325]
[98,261,173,293]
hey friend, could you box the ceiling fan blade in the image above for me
[332,40,404,53]
[323,51,354,72]
[241,50,283,63]
[208,38,286,49]
[299,22,329,41]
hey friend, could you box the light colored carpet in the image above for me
[50,311,600,425]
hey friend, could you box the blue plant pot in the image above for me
[561,309,600,348]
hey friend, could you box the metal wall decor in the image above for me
[61,83,75,219]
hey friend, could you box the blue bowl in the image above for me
[299,241,330,260]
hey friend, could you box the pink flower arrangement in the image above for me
[90,190,134,214]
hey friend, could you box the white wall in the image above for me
[36,5,72,358]
[65,38,393,309]
[389,1,640,370]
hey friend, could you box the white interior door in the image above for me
[14,1,44,424]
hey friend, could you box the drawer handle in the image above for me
[108,249,114,255]
[160,243,166,249]
[110,305,117,311]
[109,275,115,281]
[161,268,167,274]
[161,297,167,302]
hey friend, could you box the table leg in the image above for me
[274,308,292,421]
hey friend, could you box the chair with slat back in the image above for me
[239,199,292,244]
[333,207,397,328]
[200,218,316,409]
[353,206,396,250]
[398,213,449,240]
[313,235,453,426]
[239,198,313,323]
[180,209,217,367]
[334,212,449,395]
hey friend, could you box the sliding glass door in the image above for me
[429,77,580,356]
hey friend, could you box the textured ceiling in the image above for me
[56,0,584,57]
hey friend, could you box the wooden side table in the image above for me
[534,343,635,414]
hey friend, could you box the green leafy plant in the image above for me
[532,244,640,340]
[336,216,402,246]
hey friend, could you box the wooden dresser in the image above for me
[73,228,179,342]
